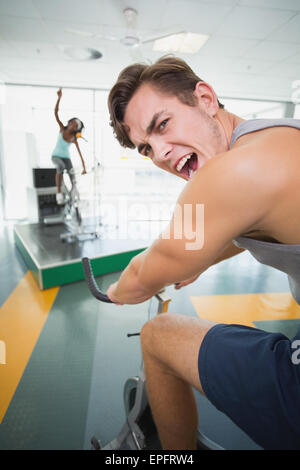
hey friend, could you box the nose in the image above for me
[150,137,173,165]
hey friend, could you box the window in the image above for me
[294,105,300,119]
[0,86,291,222]
[221,98,286,119]
[0,85,184,222]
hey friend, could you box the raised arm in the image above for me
[54,88,64,130]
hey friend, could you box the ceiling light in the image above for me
[153,32,209,54]
[64,47,102,61]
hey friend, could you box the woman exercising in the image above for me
[51,88,87,205]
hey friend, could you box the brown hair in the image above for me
[108,55,224,149]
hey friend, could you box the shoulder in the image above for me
[231,126,299,191]
[184,143,282,201]
[178,142,286,235]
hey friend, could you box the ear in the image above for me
[193,81,219,117]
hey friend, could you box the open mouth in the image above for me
[175,153,198,179]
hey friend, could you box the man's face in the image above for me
[124,83,224,181]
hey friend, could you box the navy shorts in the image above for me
[198,323,300,450]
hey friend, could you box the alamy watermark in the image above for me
[291,340,300,365]
[160,203,204,250]
[0,340,6,365]
[100,199,205,251]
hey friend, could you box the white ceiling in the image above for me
[0,0,300,101]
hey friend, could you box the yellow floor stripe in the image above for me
[191,292,300,327]
[0,272,59,423]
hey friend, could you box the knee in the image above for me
[140,313,173,356]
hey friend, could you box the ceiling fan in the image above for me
[65,7,185,59]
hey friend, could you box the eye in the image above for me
[158,119,168,131]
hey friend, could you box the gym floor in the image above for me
[1,221,300,450]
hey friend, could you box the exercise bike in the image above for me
[59,169,97,243]
[82,257,224,450]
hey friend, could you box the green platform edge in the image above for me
[41,249,145,289]
[14,229,145,290]
[14,228,40,286]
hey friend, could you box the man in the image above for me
[106,56,300,450]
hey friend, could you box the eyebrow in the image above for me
[137,110,165,155]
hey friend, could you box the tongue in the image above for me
[183,154,197,174]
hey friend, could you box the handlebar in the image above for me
[82,257,113,303]
[82,257,171,314]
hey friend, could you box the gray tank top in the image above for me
[231,118,300,304]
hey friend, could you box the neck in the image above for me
[215,108,244,151]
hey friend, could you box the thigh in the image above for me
[52,156,65,173]
[140,313,217,393]
[65,160,75,181]
[64,158,73,173]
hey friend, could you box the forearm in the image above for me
[79,154,86,166]
[110,242,244,304]
[76,146,86,167]
[113,253,156,304]
[112,242,195,304]
[55,97,61,113]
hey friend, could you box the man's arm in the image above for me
[74,139,87,174]
[174,242,244,290]
[108,147,281,304]
[54,89,64,130]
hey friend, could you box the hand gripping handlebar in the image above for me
[82,257,171,313]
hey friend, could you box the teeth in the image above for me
[189,168,195,179]
[176,153,193,172]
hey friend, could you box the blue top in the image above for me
[51,132,72,159]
